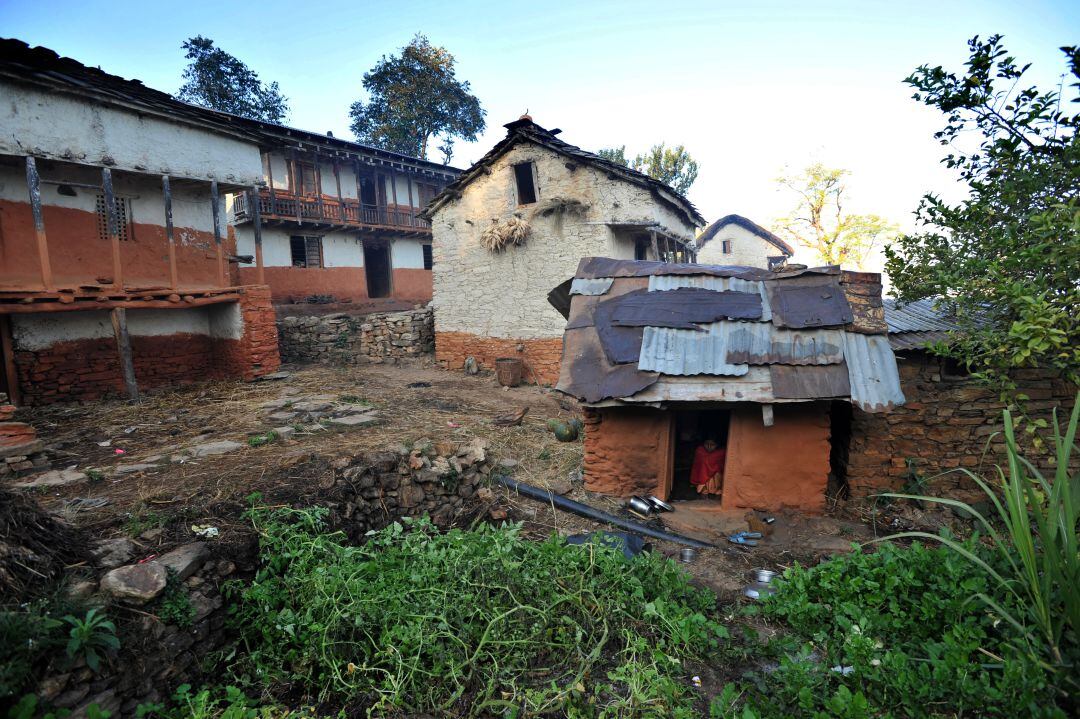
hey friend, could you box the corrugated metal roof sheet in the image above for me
[638,325,750,376]
[570,277,614,296]
[722,323,844,365]
[840,333,906,412]
[888,330,950,351]
[884,298,959,333]
[647,275,773,321]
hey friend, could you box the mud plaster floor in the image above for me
[11,359,900,598]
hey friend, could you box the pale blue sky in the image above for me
[3,0,1078,269]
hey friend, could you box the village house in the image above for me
[229,130,458,306]
[695,214,794,269]
[421,116,705,385]
[553,258,900,512]
[0,40,281,405]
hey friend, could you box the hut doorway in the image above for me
[363,241,392,298]
[670,409,730,501]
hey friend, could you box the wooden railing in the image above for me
[234,191,430,231]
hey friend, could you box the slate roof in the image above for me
[554,258,904,413]
[697,214,795,256]
[0,39,458,180]
[421,117,705,227]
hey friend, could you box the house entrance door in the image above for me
[363,241,392,298]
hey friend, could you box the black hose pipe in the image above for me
[493,476,715,549]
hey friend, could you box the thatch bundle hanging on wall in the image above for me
[480,215,531,252]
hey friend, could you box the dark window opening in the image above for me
[671,409,731,501]
[417,182,438,208]
[942,357,970,379]
[514,162,537,205]
[828,400,853,501]
[721,239,733,254]
[634,239,648,261]
[422,243,433,270]
[293,161,317,196]
[290,236,323,268]
[96,195,131,242]
[358,175,378,206]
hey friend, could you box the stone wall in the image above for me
[277,305,434,365]
[845,352,1077,498]
[24,443,490,718]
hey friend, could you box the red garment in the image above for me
[690,445,726,487]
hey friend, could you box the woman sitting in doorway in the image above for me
[690,436,726,495]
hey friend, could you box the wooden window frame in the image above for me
[721,239,733,254]
[96,194,133,242]
[422,243,433,270]
[513,162,538,206]
[290,235,324,268]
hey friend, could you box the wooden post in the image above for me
[406,173,415,227]
[0,316,21,406]
[102,168,123,290]
[264,153,276,215]
[313,156,325,220]
[333,161,345,221]
[650,231,659,261]
[289,150,302,225]
[353,159,364,221]
[762,404,774,427]
[210,181,225,287]
[250,188,265,284]
[110,308,139,401]
[162,175,179,290]
[24,157,55,291]
[389,167,399,226]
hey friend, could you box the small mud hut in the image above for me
[552,258,904,512]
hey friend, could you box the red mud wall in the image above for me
[0,199,233,290]
[845,352,1077,498]
[435,332,563,385]
[722,403,830,513]
[392,268,433,302]
[582,407,673,497]
[13,287,280,405]
[236,267,432,304]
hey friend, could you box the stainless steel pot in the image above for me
[627,496,653,516]
[647,496,673,512]
[679,547,696,563]
[743,569,779,599]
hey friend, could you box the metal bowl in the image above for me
[646,495,673,512]
[754,569,778,583]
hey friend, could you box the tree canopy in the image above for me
[596,143,700,195]
[884,36,1080,399]
[772,163,897,267]
[348,35,485,164]
[176,36,288,123]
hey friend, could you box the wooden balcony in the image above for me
[233,190,431,235]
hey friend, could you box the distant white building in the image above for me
[696,214,794,269]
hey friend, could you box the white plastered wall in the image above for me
[234,226,364,268]
[430,142,698,339]
[0,83,262,185]
[697,223,784,268]
[10,306,243,350]
[391,238,426,269]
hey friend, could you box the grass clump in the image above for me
[229,508,726,717]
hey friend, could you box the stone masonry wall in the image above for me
[26,443,489,718]
[277,305,434,365]
[845,352,1076,498]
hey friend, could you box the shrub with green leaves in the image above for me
[63,608,120,673]
[229,508,727,716]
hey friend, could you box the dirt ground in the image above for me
[11,358,942,599]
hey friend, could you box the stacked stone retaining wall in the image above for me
[277,306,434,365]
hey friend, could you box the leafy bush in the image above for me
[229,508,727,716]
[883,397,1079,707]
[0,603,64,700]
[136,684,336,719]
[720,540,1068,718]
[155,571,195,629]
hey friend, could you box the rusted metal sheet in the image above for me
[840,333,905,412]
[556,327,658,403]
[548,278,574,320]
[570,277,615,296]
[769,364,851,399]
[609,288,761,328]
[723,323,844,365]
[766,275,853,328]
[647,275,772,322]
[638,325,749,376]
[595,294,644,364]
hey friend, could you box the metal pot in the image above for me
[647,496,673,512]
[743,568,779,599]
[679,547,697,563]
[627,496,653,516]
